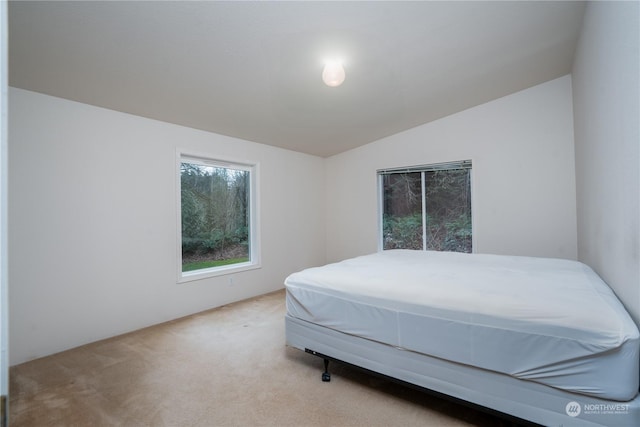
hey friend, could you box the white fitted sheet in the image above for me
[284,250,640,401]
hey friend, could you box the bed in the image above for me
[284,250,640,427]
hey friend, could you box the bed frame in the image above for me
[286,313,640,427]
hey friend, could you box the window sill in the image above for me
[178,261,261,284]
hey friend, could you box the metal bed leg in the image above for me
[304,349,332,382]
[322,358,331,382]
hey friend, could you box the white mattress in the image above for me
[284,250,640,401]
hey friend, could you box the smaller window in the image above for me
[378,160,472,253]
[178,154,259,282]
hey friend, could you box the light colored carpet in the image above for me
[10,290,522,426]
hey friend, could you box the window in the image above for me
[178,154,259,281]
[378,160,472,253]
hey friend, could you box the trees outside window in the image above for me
[179,155,258,280]
[380,161,472,253]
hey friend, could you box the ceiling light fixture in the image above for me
[322,61,345,87]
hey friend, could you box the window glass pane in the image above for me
[180,162,250,273]
[379,162,472,253]
[424,169,472,253]
[382,172,423,250]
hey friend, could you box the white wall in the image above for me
[325,76,578,263]
[8,88,326,365]
[572,1,640,325]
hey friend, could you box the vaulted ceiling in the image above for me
[9,1,585,157]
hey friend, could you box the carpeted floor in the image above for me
[10,290,525,426]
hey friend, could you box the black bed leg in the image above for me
[322,358,331,382]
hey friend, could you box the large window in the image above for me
[178,154,259,281]
[378,160,472,253]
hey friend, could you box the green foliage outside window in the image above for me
[382,167,472,253]
[181,162,250,272]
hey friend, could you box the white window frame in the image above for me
[377,160,474,253]
[177,151,261,283]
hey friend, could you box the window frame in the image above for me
[176,151,261,283]
[377,160,474,253]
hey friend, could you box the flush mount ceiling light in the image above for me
[322,61,345,87]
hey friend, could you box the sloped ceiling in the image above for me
[8,1,585,157]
